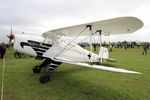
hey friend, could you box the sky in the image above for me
[0,0,150,42]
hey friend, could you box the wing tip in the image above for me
[133,72,142,74]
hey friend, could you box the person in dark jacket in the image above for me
[143,44,148,55]
[0,42,7,59]
[0,45,1,58]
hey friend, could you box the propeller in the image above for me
[7,27,15,44]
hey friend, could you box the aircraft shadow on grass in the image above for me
[47,67,132,100]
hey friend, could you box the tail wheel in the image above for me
[39,74,50,83]
[33,66,41,73]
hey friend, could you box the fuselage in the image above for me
[13,34,100,62]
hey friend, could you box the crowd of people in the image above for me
[79,41,150,55]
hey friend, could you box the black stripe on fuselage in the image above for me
[32,48,46,52]
[20,40,52,57]
[28,40,52,47]
[32,45,49,50]
[36,51,43,56]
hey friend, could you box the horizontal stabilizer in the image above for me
[106,58,116,62]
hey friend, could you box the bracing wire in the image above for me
[55,31,98,58]
[54,27,87,58]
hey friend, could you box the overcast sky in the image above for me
[0,0,150,42]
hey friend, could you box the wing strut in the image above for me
[96,30,103,63]
[86,25,104,63]
[86,25,94,64]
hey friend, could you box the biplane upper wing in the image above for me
[42,16,143,37]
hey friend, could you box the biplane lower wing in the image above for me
[55,58,142,74]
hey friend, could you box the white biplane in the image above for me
[13,16,143,83]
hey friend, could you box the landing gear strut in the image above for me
[32,59,50,74]
[33,58,62,83]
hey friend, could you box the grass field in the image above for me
[0,48,150,100]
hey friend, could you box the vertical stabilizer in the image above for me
[99,47,109,60]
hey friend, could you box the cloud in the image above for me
[0,0,150,42]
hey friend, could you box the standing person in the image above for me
[0,42,7,59]
[109,44,113,52]
[147,44,149,49]
[0,44,1,58]
[143,44,148,55]
[93,44,96,52]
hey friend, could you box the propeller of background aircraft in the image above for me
[7,27,15,44]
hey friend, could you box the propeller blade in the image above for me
[7,27,15,43]
[7,35,10,38]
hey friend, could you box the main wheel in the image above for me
[39,74,50,83]
[32,66,41,73]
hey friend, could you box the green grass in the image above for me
[0,48,150,100]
